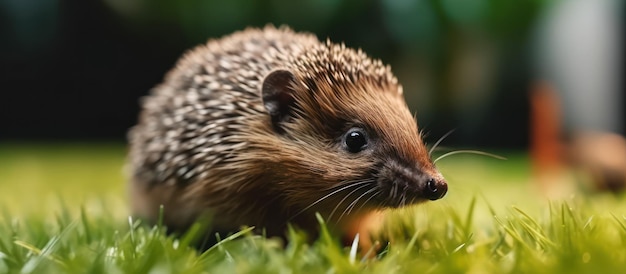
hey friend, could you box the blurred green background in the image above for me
[2,0,559,146]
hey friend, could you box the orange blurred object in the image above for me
[530,81,563,174]
[530,81,567,196]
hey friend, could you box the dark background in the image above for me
[1,0,622,148]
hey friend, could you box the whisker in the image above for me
[337,187,377,223]
[401,185,409,207]
[433,150,507,164]
[391,182,399,201]
[389,183,395,201]
[289,180,370,221]
[328,183,371,222]
[353,190,381,214]
[346,188,377,216]
[429,129,456,156]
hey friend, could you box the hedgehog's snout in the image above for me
[424,177,447,200]
[376,160,448,207]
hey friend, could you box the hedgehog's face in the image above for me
[261,69,447,218]
[334,124,448,209]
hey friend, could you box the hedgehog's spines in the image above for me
[128,25,428,237]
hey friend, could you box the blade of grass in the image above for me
[611,213,626,232]
[463,196,477,237]
[80,206,92,243]
[18,220,78,273]
[493,216,533,252]
[201,226,256,255]
[349,233,358,264]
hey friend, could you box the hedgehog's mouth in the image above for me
[372,161,448,208]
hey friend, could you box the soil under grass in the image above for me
[1,143,625,273]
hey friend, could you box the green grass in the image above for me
[1,143,626,273]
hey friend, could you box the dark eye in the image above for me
[344,128,368,153]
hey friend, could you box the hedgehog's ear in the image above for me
[261,69,296,130]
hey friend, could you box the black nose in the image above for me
[425,178,448,200]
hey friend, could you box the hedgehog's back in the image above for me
[127,26,321,230]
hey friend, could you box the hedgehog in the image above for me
[128,25,447,246]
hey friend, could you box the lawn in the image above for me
[1,143,625,273]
